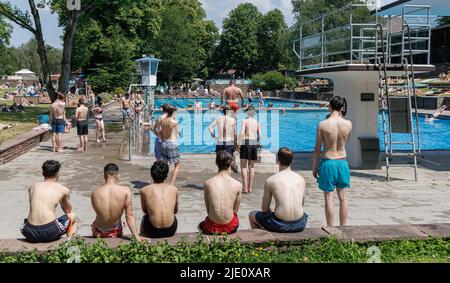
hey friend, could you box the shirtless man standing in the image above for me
[221,80,245,112]
[20,160,78,242]
[249,148,308,232]
[50,93,67,152]
[238,105,262,193]
[140,161,179,238]
[198,151,242,235]
[149,103,169,161]
[120,93,133,127]
[75,99,89,151]
[91,164,140,239]
[313,96,352,227]
[208,105,238,173]
[159,106,181,185]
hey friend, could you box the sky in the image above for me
[5,0,295,49]
[5,0,450,48]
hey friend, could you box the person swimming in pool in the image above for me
[313,96,352,227]
[222,80,245,112]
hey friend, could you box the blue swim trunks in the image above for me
[51,119,65,134]
[317,159,350,192]
[255,212,308,233]
[154,137,162,161]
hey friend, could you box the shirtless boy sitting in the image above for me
[91,164,140,239]
[20,160,78,243]
[198,151,242,235]
[249,148,308,233]
[140,161,179,238]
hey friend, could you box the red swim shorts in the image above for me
[227,103,240,112]
[200,213,239,235]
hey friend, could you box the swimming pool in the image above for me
[154,98,320,109]
[149,100,450,153]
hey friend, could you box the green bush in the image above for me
[251,71,297,91]
[0,236,448,263]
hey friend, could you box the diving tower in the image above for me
[293,2,435,175]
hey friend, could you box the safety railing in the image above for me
[293,2,432,70]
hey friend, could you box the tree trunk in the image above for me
[28,0,57,101]
[58,11,81,95]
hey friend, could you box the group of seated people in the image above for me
[1,102,25,113]
[21,147,307,243]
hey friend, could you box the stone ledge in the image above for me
[0,224,448,254]
[413,223,450,238]
[0,129,50,165]
[322,224,428,243]
[0,129,49,152]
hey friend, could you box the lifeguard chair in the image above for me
[134,55,162,116]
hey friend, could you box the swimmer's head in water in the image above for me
[151,161,169,183]
[216,150,233,172]
[42,160,61,179]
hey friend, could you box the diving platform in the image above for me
[292,2,435,170]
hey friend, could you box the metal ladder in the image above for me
[378,24,420,182]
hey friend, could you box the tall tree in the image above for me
[256,9,291,72]
[0,14,12,75]
[4,39,62,76]
[216,3,262,76]
[0,0,97,101]
[71,0,164,92]
[155,3,196,87]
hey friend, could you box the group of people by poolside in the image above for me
[20,89,353,242]
[49,91,106,152]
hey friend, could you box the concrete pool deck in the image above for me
[0,105,449,240]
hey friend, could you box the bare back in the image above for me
[76,105,88,121]
[140,184,178,228]
[223,86,243,103]
[215,116,236,143]
[121,97,130,109]
[27,181,70,225]
[91,184,130,228]
[159,117,179,141]
[240,117,259,141]
[51,100,66,119]
[318,116,352,159]
[204,175,242,224]
[264,170,305,221]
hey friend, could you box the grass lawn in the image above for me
[0,100,50,144]
[0,236,448,263]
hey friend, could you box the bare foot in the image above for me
[77,148,84,151]
[96,139,101,143]
[242,189,249,194]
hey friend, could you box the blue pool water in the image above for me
[150,100,450,153]
[154,98,320,109]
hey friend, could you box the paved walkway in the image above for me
[0,105,449,239]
